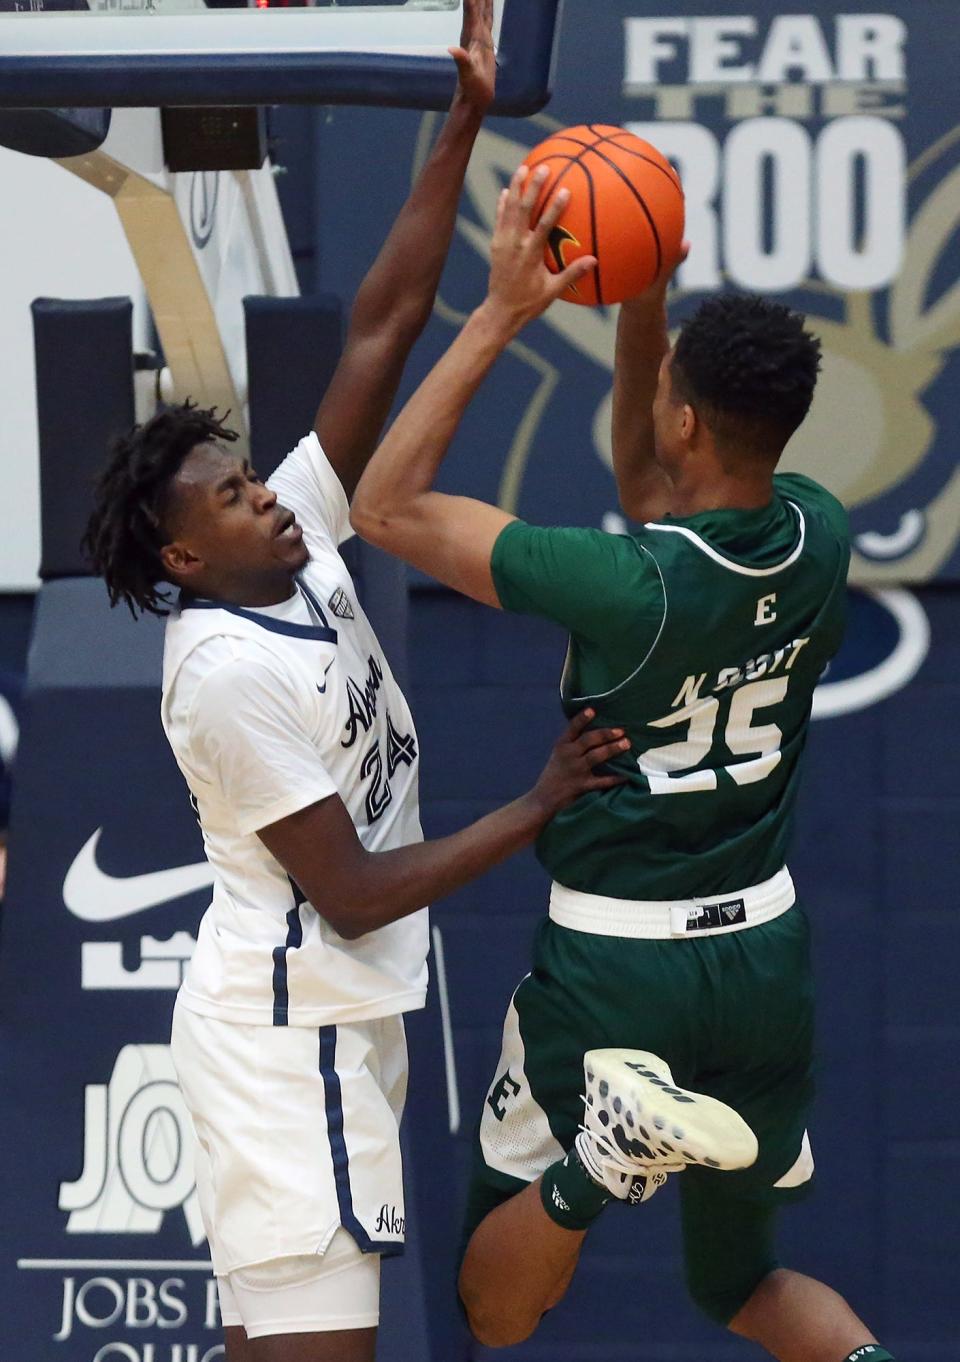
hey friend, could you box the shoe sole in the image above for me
[584,1048,759,1172]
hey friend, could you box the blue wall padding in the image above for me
[32,296,134,581]
[244,292,343,482]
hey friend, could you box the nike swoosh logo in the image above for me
[316,659,335,695]
[64,828,215,923]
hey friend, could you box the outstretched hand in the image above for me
[449,0,496,113]
[530,708,629,819]
[485,164,598,334]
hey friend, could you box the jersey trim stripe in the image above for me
[561,545,668,705]
[644,503,806,577]
[271,906,304,1026]
[318,1027,405,1257]
[295,577,335,631]
[180,595,339,644]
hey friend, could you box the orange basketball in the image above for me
[521,124,685,307]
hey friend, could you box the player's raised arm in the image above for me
[312,0,496,502]
[610,244,689,523]
[350,164,596,605]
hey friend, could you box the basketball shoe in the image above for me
[575,1049,759,1204]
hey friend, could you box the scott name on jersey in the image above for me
[674,634,812,705]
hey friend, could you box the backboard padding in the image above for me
[0,0,560,113]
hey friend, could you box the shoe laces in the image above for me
[579,1097,685,1176]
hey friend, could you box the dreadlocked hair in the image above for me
[82,402,239,618]
[671,294,822,462]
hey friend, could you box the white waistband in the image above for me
[548,867,796,940]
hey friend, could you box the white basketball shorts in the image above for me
[171,997,408,1329]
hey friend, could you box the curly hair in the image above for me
[671,294,822,461]
[82,402,239,618]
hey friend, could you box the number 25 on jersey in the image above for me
[638,636,811,795]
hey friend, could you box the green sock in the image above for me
[843,1348,896,1362]
[540,1146,611,1231]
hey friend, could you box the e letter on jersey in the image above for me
[755,593,778,626]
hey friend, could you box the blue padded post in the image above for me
[32,296,134,580]
[244,293,343,481]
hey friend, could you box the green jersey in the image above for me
[491,473,850,900]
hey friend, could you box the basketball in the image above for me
[521,124,685,307]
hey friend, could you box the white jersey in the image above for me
[161,432,428,1028]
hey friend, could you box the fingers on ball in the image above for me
[520,124,685,306]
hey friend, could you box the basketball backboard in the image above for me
[0,0,560,113]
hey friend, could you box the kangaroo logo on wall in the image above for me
[59,1044,205,1244]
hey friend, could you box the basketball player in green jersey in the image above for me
[351,166,897,1362]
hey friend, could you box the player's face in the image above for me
[162,443,309,603]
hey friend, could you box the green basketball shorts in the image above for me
[462,902,817,1324]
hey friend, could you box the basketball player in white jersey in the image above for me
[82,8,631,1359]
